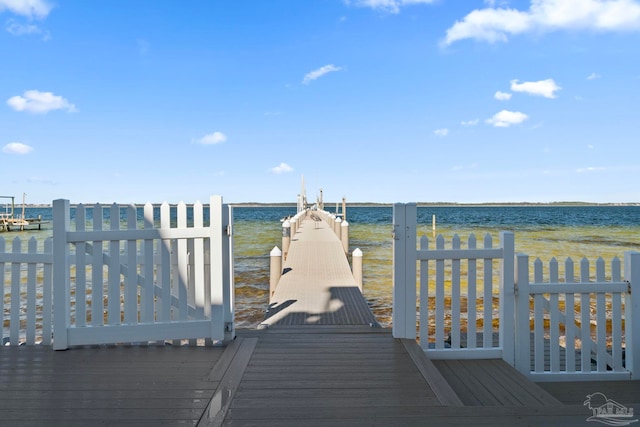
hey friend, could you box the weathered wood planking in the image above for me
[262,214,377,327]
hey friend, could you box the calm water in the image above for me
[3,205,640,328]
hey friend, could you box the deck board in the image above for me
[0,345,226,426]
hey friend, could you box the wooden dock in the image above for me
[261,211,377,328]
[1,210,638,426]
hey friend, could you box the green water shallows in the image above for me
[3,205,639,328]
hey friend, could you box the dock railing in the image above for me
[393,202,640,381]
[2,196,234,349]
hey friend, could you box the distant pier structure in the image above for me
[0,194,46,232]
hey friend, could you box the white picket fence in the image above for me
[1,236,53,346]
[393,203,640,381]
[1,196,234,349]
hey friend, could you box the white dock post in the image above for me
[432,214,436,237]
[282,220,291,261]
[353,248,363,291]
[342,197,347,222]
[270,246,282,302]
[334,217,342,240]
[341,220,349,253]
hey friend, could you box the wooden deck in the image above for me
[2,210,638,426]
[2,331,637,426]
[0,345,226,426]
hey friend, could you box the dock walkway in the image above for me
[261,212,377,328]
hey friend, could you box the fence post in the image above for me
[52,199,70,350]
[624,251,640,379]
[209,195,225,342]
[500,231,515,366]
[222,200,234,342]
[514,253,531,375]
[392,203,417,339]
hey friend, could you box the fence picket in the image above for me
[419,235,429,350]
[435,235,445,349]
[177,202,188,328]
[42,237,53,345]
[26,237,37,345]
[108,203,121,326]
[549,258,560,372]
[194,201,205,320]
[91,204,104,327]
[76,205,87,327]
[467,234,477,349]
[580,257,591,372]
[564,258,576,372]
[451,234,460,349]
[142,202,154,324]
[482,234,492,348]
[159,202,171,323]
[125,204,137,326]
[10,237,21,346]
[611,257,623,371]
[595,258,606,372]
[533,258,544,372]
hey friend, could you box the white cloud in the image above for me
[510,78,561,98]
[576,166,606,173]
[197,132,227,145]
[302,65,342,85]
[434,128,449,136]
[0,0,52,19]
[7,90,77,114]
[5,20,50,40]
[345,0,435,14]
[587,72,601,80]
[271,162,293,174]
[2,142,33,154]
[443,0,640,46]
[486,110,529,127]
[494,91,512,100]
[461,119,480,126]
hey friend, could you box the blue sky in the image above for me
[2,0,639,204]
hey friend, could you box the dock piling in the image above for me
[269,246,282,302]
[341,220,349,253]
[282,220,291,260]
[353,248,363,290]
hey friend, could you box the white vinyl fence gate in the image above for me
[392,203,640,381]
[52,196,234,350]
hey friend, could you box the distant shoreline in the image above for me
[9,201,639,208]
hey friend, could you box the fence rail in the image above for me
[393,202,640,381]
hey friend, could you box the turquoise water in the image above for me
[3,205,639,328]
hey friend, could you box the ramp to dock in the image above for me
[261,214,377,327]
